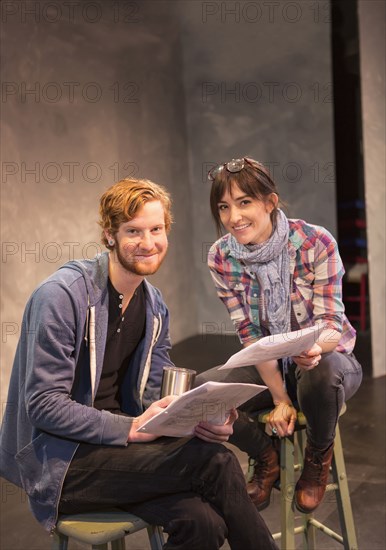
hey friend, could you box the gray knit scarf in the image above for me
[228,209,291,337]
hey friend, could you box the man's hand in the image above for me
[194,408,238,443]
[127,395,177,443]
[292,343,322,371]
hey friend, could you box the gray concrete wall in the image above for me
[358,0,386,377]
[1,0,338,408]
[175,0,336,338]
[0,2,197,408]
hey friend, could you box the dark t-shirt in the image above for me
[94,279,146,412]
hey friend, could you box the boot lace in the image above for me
[249,455,271,485]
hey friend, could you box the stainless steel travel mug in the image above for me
[160,366,197,397]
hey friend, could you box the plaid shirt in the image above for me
[208,218,356,354]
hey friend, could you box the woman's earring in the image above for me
[108,239,114,246]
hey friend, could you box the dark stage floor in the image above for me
[1,334,385,549]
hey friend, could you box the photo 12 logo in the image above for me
[1,1,142,24]
[2,241,103,265]
[1,160,140,184]
[1,81,141,104]
[201,81,332,104]
[201,161,335,185]
[201,2,331,24]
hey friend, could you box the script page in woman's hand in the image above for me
[219,325,324,369]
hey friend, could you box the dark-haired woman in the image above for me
[196,157,362,513]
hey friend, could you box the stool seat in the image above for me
[52,508,164,550]
[56,509,149,544]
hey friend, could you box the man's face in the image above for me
[110,200,168,276]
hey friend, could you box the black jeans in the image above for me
[59,436,278,550]
[195,351,363,455]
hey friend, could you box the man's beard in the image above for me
[115,241,167,276]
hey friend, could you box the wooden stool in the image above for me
[51,509,164,550]
[248,405,358,550]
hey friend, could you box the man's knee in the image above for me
[194,442,243,480]
[191,445,250,509]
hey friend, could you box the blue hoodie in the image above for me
[0,252,174,531]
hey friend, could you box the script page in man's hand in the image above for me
[136,381,266,437]
[219,324,323,369]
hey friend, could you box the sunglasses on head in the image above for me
[207,157,254,181]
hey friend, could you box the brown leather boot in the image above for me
[247,443,280,510]
[295,442,334,513]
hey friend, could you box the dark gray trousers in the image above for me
[195,352,362,454]
[59,436,278,550]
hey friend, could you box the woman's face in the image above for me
[217,183,277,245]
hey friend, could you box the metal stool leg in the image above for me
[51,531,68,550]
[331,424,359,550]
[296,429,316,550]
[147,525,164,550]
[281,435,296,550]
[111,537,126,550]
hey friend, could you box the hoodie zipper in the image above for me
[139,313,162,403]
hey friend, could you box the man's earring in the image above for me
[108,239,114,246]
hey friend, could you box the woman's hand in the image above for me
[194,408,239,443]
[127,395,177,443]
[268,402,297,438]
[292,343,322,371]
